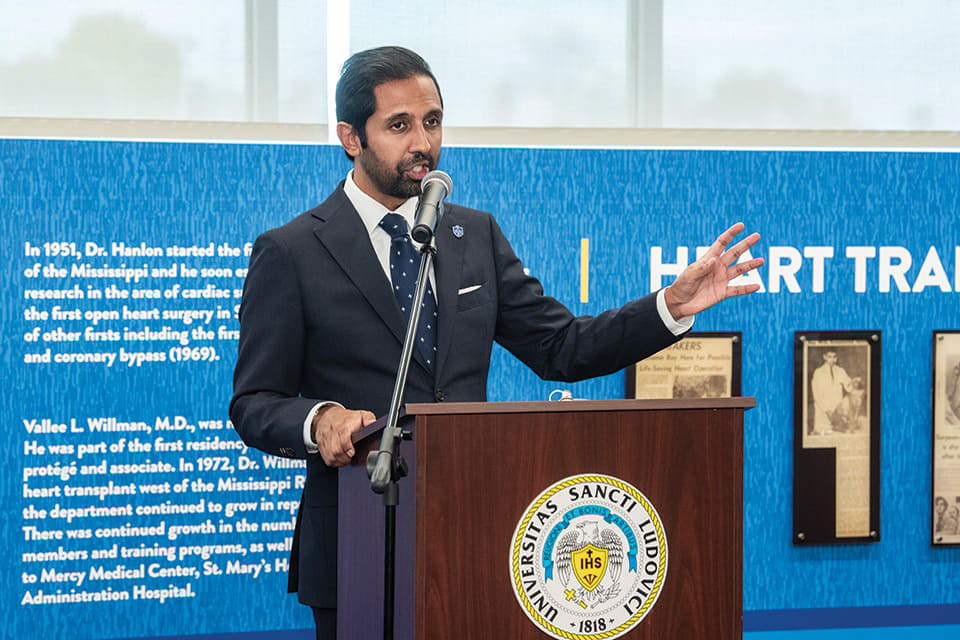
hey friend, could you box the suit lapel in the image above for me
[312,189,405,344]
[311,187,433,374]
[433,207,465,380]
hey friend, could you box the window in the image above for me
[2,1,957,133]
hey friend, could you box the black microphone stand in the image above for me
[366,232,437,640]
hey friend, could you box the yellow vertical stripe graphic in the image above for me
[580,238,589,303]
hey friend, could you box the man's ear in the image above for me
[336,122,362,159]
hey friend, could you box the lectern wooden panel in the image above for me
[338,399,750,639]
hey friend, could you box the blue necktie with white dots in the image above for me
[379,213,438,370]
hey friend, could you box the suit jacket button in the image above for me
[434,389,445,402]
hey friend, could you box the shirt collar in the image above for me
[344,169,419,236]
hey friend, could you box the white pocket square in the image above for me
[457,284,482,295]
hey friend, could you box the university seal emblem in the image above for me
[509,474,668,639]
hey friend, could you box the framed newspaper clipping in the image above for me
[793,331,881,545]
[933,330,960,545]
[625,332,741,399]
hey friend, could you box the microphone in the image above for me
[411,170,453,243]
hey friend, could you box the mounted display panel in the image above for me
[933,330,960,546]
[625,332,742,399]
[793,331,881,545]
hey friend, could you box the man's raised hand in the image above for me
[663,222,763,320]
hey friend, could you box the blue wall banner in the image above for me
[2,139,958,638]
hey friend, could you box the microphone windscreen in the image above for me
[421,170,453,198]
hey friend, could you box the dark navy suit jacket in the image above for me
[229,184,681,607]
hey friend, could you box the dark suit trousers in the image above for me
[312,607,336,639]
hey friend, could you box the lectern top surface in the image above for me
[405,397,756,415]
[350,398,755,444]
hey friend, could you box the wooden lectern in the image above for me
[338,398,752,639]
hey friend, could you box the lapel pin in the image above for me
[452,224,464,238]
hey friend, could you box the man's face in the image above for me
[347,75,443,210]
[823,352,838,365]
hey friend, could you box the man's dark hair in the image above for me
[335,46,443,152]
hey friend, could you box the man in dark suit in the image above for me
[230,46,762,638]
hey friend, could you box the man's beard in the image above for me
[357,147,436,200]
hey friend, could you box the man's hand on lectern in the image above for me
[313,405,376,468]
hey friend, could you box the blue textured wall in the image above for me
[3,140,959,638]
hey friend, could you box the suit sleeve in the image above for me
[488,217,683,382]
[229,232,320,459]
